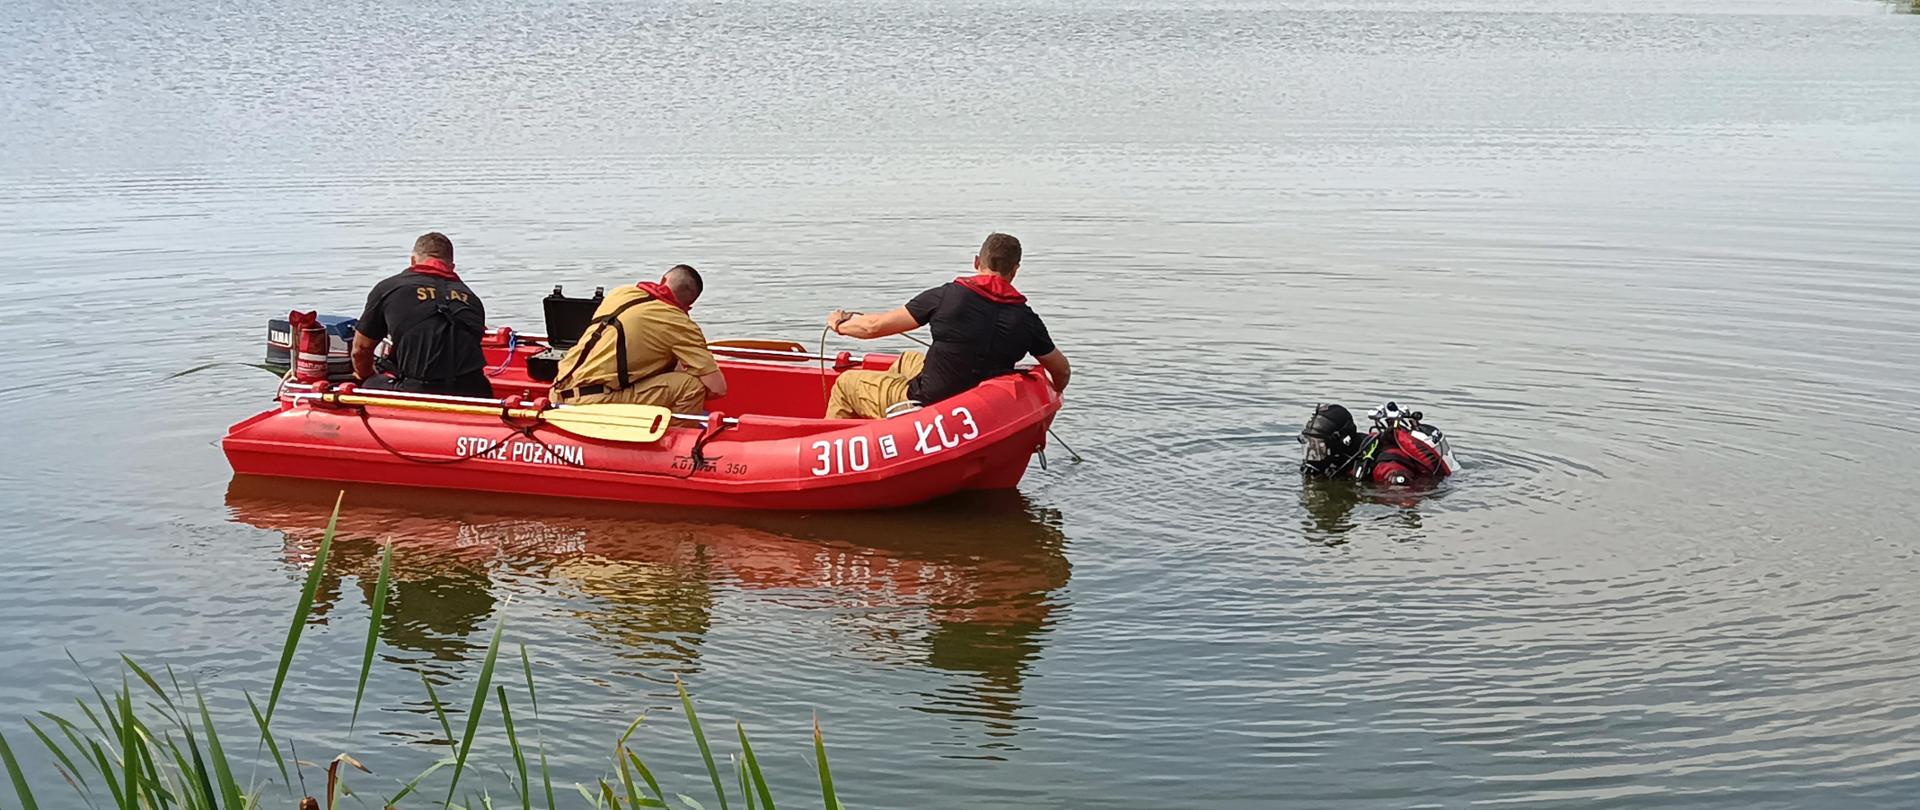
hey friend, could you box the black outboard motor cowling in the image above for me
[1299,403,1363,477]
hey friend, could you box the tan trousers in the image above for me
[554,371,707,413]
[826,352,926,419]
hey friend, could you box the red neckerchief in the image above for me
[954,273,1026,304]
[635,281,688,312]
[407,256,460,280]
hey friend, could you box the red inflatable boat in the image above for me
[223,330,1064,511]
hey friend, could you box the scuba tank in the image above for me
[1357,402,1459,485]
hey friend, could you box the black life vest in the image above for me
[390,276,484,383]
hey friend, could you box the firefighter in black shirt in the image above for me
[825,232,1071,418]
[350,232,493,398]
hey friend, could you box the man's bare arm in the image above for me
[351,333,379,380]
[829,307,920,340]
[1034,350,1070,393]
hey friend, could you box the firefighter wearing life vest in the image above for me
[549,265,727,413]
[351,232,492,398]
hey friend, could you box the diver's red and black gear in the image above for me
[1299,401,1459,485]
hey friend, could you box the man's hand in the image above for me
[829,307,919,340]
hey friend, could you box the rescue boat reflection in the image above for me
[226,478,1070,731]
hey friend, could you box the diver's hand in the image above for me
[828,310,855,334]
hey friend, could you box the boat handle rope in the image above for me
[485,330,519,377]
[353,405,525,466]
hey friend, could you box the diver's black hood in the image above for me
[1302,403,1358,441]
[1300,403,1363,477]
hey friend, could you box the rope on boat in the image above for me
[349,401,733,480]
[354,405,520,466]
[486,330,519,377]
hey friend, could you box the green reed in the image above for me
[0,495,844,810]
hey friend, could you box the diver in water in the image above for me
[1298,401,1459,486]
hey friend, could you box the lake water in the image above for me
[4,0,1920,806]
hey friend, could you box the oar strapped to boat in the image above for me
[304,389,673,444]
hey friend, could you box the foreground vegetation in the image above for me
[0,496,842,810]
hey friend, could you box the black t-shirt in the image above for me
[355,270,487,381]
[903,282,1055,404]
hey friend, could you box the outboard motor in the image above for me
[1299,403,1364,477]
[1356,401,1459,486]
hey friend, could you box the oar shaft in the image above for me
[317,392,544,420]
[288,391,741,426]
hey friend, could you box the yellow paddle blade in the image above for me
[542,403,673,443]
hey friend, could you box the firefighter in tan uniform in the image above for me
[550,265,727,413]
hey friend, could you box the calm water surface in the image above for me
[4,0,1920,806]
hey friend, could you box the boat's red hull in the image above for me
[224,336,1062,510]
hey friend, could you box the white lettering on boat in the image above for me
[454,436,585,466]
[910,406,983,457]
[809,436,873,477]
[878,434,899,460]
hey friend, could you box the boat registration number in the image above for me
[809,406,980,477]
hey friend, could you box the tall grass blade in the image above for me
[517,648,540,718]
[164,743,200,810]
[616,744,642,810]
[65,652,114,736]
[82,739,127,810]
[812,719,838,810]
[122,658,178,716]
[518,646,554,810]
[37,713,88,749]
[624,751,665,810]
[24,720,88,801]
[495,687,529,810]
[242,692,289,787]
[195,686,244,810]
[674,678,728,810]
[349,542,394,733]
[181,728,220,810]
[734,725,773,810]
[535,744,555,810]
[0,731,42,810]
[267,491,342,729]
[444,616,506,806]
[734,760,753,810]
[115,688,139,810]
[385,757,452,806]
[421,673,456,751]
[121,712,176,810]
[597,780,618,810]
